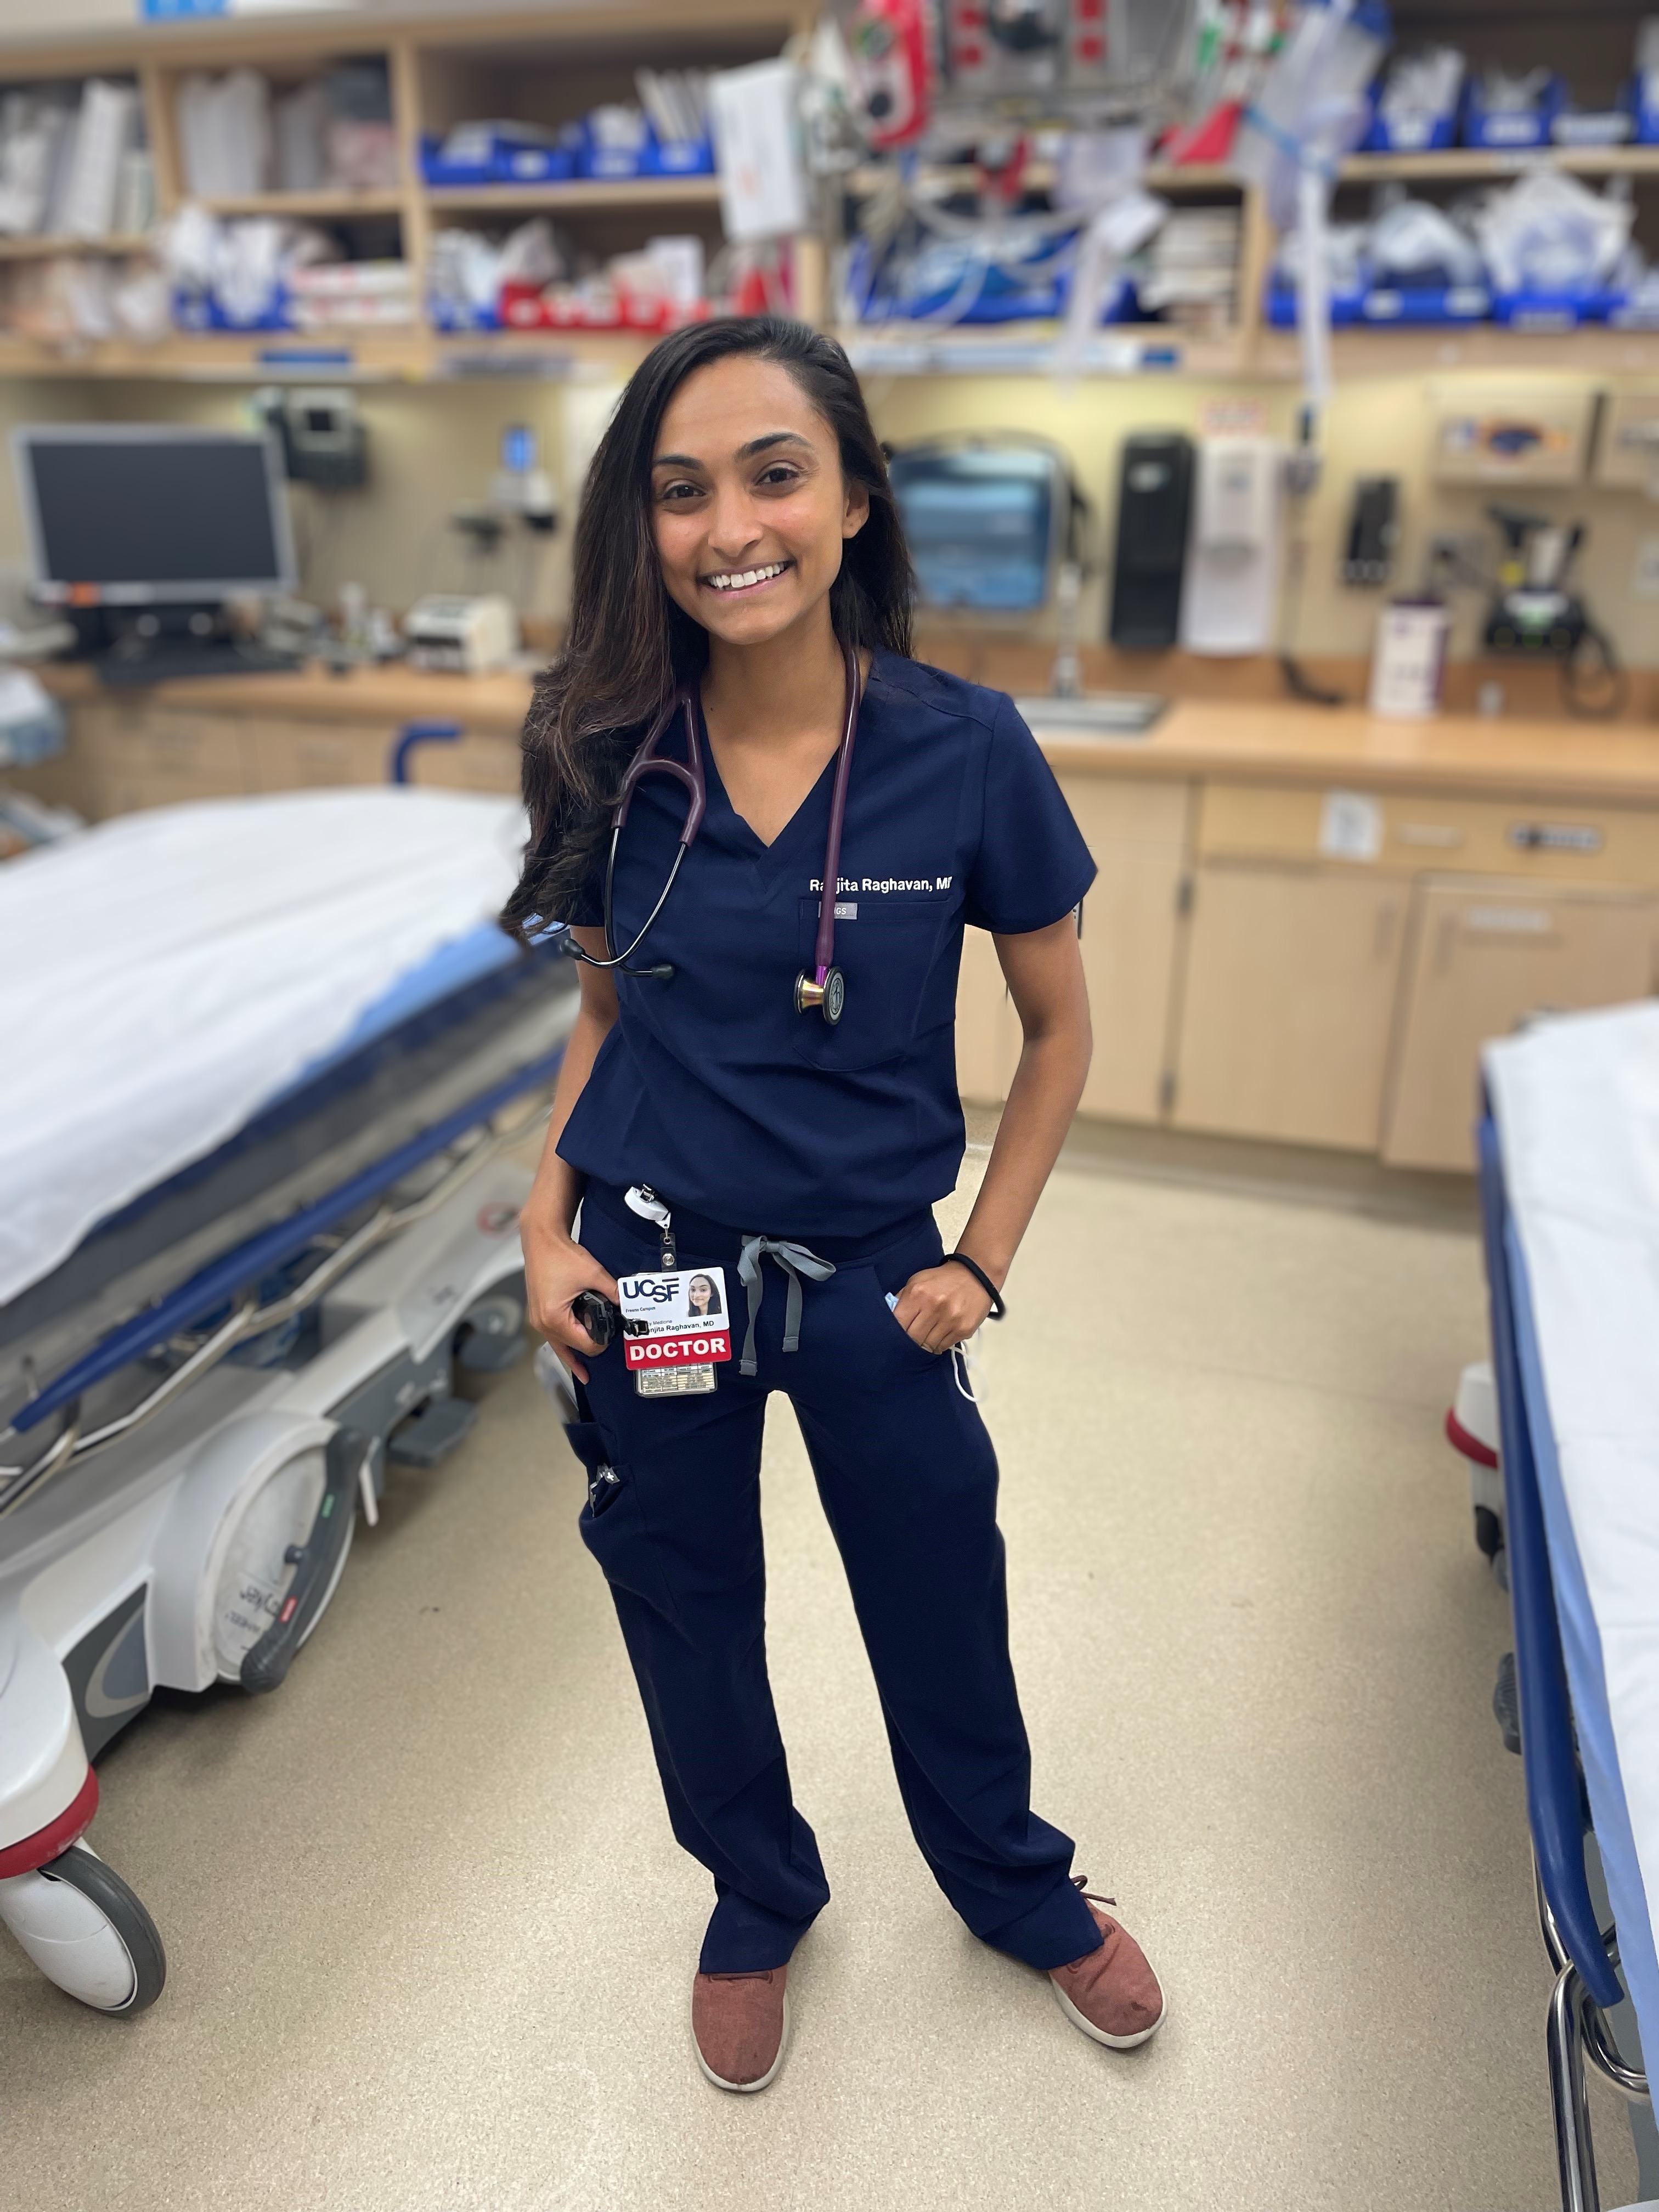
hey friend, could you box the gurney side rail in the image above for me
[0,1053,561,1521]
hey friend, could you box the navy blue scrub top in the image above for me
[556,650,1097,1240]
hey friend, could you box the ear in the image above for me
[842,478,871,540]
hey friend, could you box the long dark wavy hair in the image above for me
[501,317,914,943]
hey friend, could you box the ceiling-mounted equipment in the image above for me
[934,0,1198,119]
[1108,430,1193,651]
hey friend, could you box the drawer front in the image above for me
[1198,781,1659,887]
[250,719,393,789]
[103,768,247,814]
[72,706,251,786]
[407,732,522,795]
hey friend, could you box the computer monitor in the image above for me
[12,424,297,606]
[888,439,1066,614]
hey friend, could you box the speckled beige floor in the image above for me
[3,1140,1637,2212]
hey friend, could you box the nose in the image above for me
[706,476,764,564]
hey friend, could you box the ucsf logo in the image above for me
[619,1276,676,1304]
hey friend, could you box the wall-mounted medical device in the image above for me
[1431,381,1595,487]
[887,435,1072,614]
[1340,476,1398,588]
[491,422,557,532]
[255,386,367,490]
[1108,430,1192,651]
[1178,436,1284,657]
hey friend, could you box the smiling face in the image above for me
[650,354,870,651]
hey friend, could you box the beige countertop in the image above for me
[41,659,1659,807]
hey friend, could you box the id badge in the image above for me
[618,1266,732,1397]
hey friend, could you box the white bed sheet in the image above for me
[2,788,527,1306]
[1487,1002,1659,2062]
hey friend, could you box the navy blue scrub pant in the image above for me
[568,1181,1102,1977]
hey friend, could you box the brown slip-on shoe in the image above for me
[691,1965,790,2092]
[1049,1876,1166,2050]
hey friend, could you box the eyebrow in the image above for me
[652,431,815,470]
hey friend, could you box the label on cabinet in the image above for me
[1318,790,1383,863]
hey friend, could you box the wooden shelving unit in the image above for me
[0,5,1652,381]
[422,176,724,217]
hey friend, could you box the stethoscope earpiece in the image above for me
[794,966,845,1025]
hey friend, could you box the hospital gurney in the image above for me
[0,781,574,2015]
[1477,1006,1659,2212]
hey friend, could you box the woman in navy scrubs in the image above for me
[507,317,1164,2093]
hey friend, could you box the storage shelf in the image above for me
[197,190,407,219]
[422,176,723,215]
[0,234,154,259]
[1338,144,1659,183]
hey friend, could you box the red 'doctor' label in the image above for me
[624,1330,731,1369]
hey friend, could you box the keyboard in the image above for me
[95,640,302,687]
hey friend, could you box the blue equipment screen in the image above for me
[889,445,1056,613]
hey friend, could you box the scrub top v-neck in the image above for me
[556,650,1096,1241]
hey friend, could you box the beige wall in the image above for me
[0,362,1654,669]
[0,374,591,632]
[868,368,1659,670]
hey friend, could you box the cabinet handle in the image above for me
[1374,898,1398,961]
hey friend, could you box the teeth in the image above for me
[709,562,786,590]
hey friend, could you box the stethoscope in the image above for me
[568,637,863,1026]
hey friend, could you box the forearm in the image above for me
[956,1016,1090,1288]
[524,938,617,1239]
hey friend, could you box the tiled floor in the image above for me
[4,1137,1633,2212]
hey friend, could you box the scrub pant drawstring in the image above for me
[736,1235,837,1376]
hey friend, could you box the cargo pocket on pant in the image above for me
[565,1418,680,1624]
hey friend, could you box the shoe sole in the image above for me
[1050,1975,1167,2050]
[693,1989,791,2094]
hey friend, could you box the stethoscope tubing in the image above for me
[573,639,862,992]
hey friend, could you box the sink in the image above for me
[1013,692,1168,738]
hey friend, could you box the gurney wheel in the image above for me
[1,1841,165,2014]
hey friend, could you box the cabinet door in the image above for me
[955,922,1018,1106]
[1063,777,1190,1124]
[1172,862,1408,1149]
[249,719,391,789]
[1383,879,1659,1171]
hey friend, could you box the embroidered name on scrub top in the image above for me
[557,652,1098,1242]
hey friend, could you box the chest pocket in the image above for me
[794,894,949,1072]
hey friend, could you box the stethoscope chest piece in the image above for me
[794,966,846,1025]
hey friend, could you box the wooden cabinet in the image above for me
[74,704,252,817]
[1172,861,1409,1149]
[952,776,1190,1116]
[1383,878,1659,1171]
[249,719,393,790]
[955,923,1019,1107]
[1063,776,1190,1124]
